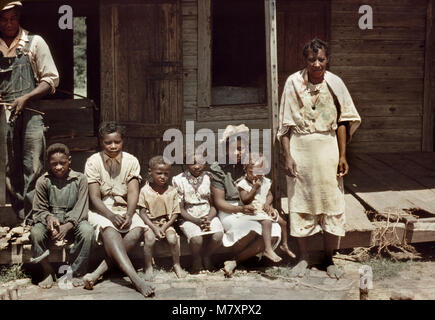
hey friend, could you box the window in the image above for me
[211,0,267,106]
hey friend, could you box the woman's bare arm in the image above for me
[211,185,255,214]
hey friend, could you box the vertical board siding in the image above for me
[330,0,427,153]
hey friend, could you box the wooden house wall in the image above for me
[181,0,433,153]
[329,0,428,153]
[181,0,270,139]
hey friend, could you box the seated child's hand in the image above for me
[200,217,210,231]
[152,226,165,239]
[241,204,256,215]
[263,204,272,214]
[252,177,262,190]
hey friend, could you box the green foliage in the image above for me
[73,17,87,96]
[0,264,29,284]
[366,257,413,281]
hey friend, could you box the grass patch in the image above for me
[0,264,29,284]
[366,257,413,281]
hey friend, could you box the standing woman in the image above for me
[277,39,361,279]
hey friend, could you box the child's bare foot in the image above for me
[279,244,296,258]
[223,260,237,278]
[191,257,203,274]
[143,267,154,281]
[83,272,101,290]
[203,255,214,271]
[264,249,282,263]
[290,260,308,278]
[134,279,155,298]
[38,274,54,289]
[173,264,187,278]
[326,264,344,280]
[72,277,84,287]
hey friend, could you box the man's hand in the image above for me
[109,213,125,229]
[120,214,133,230]
[241,204,256,215]
[10,95,28,116]
[337,156,349,177]
[284,156,298,177]
[53,222,73,241]
[152,226,165,239]
[46,216,61,238]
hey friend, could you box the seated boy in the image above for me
[138,156,186,280]
[30,143,94,289]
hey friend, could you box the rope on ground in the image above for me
[343,209,420,262]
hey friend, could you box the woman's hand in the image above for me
[241,204,256,215]
[120,214,133,230]
[284,156,298,177]
[109,213,125,229]
[337,156,349,177]
[263,204,273,214]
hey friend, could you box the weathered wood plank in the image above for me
[402,152,435,172]
[348,153,435,213]
[197,0,211,108]
[348,141,421,153]
[331,26,426,41]
[358,116,421,130]
[181,0,197,16]
[351,128,421,143]
[330,39,425,54]
[370,153,435,191]
[265,0,280,210]
[423,0,434,151]
[331,12,426,28]
[330,66,424,80]
[330,53,424,67]
[0,108,6,206]
[197,105,269,122]
[356,104,422,117]
[47,137,98,152]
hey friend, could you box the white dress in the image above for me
[172,171,223,242]
[209,163,281,248]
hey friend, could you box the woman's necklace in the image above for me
[308,82,322,110]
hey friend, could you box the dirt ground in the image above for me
[2,242,435,300]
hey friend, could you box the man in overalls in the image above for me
[0,1,59,221]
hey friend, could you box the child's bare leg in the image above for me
[102,227,154,297]
[143,229,156,281]
[166,230,186,278]
[203,231,223,270]
[261,220,282,263]
[291,237,309,278]
[38,258,55,289]
[189,235,203,273]
[277,216,296,258]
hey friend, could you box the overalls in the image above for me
[0,35,46,221]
